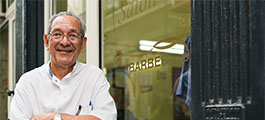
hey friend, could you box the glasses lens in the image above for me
[52,33,63,39]
[68,33,79,40]
[51,32,81,41]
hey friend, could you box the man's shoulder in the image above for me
[77,62,103,74]
[18,64,47,83]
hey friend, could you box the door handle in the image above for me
[6,90,14,96]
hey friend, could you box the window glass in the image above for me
[12,19,16,87]
[53,0,86,63]
[103,0,191,119]
[2,0,6,13]
[0,23,8,120]
[8,0,14,7]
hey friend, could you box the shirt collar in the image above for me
[46,61,80,79]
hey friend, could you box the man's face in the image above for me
[44,15,86,67]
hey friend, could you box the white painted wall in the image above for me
[6,2,16,119]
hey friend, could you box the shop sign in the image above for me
[117,0,157,25]
[128,55,168,72]
[115,37,187,73]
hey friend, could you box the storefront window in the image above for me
[52,0,86,63]
[103,0,191,119]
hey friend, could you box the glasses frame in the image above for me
[48,32,82,42]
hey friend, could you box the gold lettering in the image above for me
[135,0,138,15]
[126,0,137,19]
[149,0,156,8]
[148,58,154,68]
[140,0,147,13]
[152,0,156,7]
[135,61,141,71]
[130,0,135,17]
[155,56,161,67]
[127,3,132,19]
[116,0,157,25]
[129,55,166,72]
[129,63,135,72]
[118,7,126,24]
[141,60,147,70]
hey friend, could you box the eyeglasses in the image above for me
[49,32,82,41]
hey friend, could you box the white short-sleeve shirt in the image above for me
[10,62,117,120]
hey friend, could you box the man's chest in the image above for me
[30,78,94,115]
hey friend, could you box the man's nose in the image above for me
[60,35,70,46]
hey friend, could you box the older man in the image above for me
[10,11,117,120]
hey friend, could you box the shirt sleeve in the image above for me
[10,80,33,120]
[89,72,117,120]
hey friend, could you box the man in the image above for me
[10,11,117,120]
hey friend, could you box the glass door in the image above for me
[102,0,191,119]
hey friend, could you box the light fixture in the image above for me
[139,40,184,55]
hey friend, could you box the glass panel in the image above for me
[52,0,86,63]
[2,0,6,13]
[0,23,8,120]
[53,0,68,14]
[103,0,191,119]
[12,19,16,87]
[8,0,14,7]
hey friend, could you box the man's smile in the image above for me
[56,48,74,53]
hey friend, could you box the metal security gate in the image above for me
[191,0,265,119]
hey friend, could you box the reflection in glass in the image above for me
[103,0,191,119]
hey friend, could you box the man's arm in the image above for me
[61,73,116,120]
[30,113,100,120]
[30,72,116,120]
[10,82,33,119]
[87,73,117,120]
[61,114,100,120]
[30,113,55,120]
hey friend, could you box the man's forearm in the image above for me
[30,112,56,120]
[61,113,100,120]
[31,113,100,120]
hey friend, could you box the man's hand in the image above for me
[30,112,56,120]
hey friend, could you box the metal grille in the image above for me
[191,0,265,119]
[197,0,251,105]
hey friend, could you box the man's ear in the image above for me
[43,34,49,51]
[80,37,87,53]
